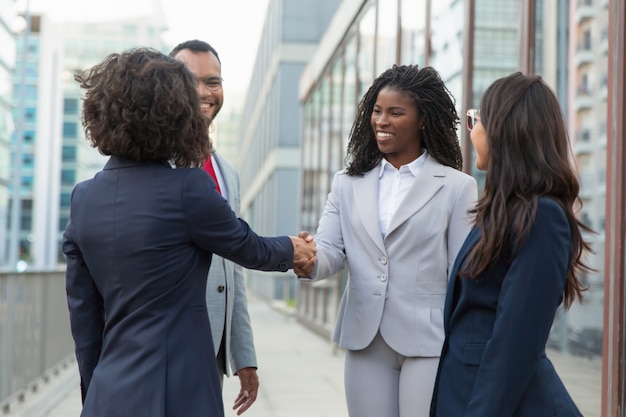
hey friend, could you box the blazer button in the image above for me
[380,256,387,265]
[380,274,387,282]
[217,285,225,293]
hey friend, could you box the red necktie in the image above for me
[202,157,222,195]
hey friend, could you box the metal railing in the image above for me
[0,269,73,409]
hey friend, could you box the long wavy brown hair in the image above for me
[346,65,462,176]
[461,72,592,308]
[75,47,210,167]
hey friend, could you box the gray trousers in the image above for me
[344,332,439,417]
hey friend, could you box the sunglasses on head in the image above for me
[466,109,480,131]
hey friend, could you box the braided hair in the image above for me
[346,65,462,176]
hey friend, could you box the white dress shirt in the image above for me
[378,151,428,236]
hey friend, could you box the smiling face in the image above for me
[370,86,423,168]
[172,49,223,120]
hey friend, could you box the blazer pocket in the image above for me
[463,343,485,365]
[188,304,207,313]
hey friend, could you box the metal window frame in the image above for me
[603,1,626,415]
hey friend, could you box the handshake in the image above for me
[289,231,316,277]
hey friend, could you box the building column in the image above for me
[461,0,475,174]
[603,0,626,415]
[518,0,537,75]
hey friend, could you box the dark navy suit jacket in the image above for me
[62,156,293,417]
[431,198,583,417]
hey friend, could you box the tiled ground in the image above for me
[7,294,602,417]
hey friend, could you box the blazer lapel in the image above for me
[385,156,445,237]
[353,169,386,254]
[443,226,480,328]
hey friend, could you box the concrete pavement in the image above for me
[5,291,601,417]
[220,295,347,417]
[7,292,348,417]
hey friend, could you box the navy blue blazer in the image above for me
[62,156,293,417]
[431,198,583,417]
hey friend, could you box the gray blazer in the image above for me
[300,155,477,356]
[207,151,257,375]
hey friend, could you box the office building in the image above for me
[236,0,341,300]
[566,0,609,340]
[0,0,16,270]
[58,12,167,266]
[8,8,166,269]
[297,2,604,414]
[9,13,63,270]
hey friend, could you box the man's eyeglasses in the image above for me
[466,109,480,131]
[198,76,223,91]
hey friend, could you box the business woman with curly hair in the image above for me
[430,72,591,417]
[63,48,314,417]
[298,65,478,417]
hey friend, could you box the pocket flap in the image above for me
[463,343,485,365]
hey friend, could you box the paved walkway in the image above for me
[4,292,602,417]
[6,292,348,417]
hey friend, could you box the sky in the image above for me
[16,0,271,97]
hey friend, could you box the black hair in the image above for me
[76,47,209,167]
[462,72,592,308]
[346,65,462,176]
[169,39,221,63]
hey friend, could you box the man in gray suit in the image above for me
[170,40,258,415]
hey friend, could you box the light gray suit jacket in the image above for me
[207,151,257,376]
[299,155,477,356]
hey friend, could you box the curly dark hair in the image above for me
[345,65,462,176]
[461,72,592,308]
[75,47,210,167]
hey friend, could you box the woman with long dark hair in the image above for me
[430,72,591,417]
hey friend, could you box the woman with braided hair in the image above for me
[297,65,477,417]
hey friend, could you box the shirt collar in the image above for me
[378,150,429,178]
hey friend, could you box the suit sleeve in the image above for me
[182,168,293,271]
[62,187,104,403]
[446,175,477,275]
[465,199,571,417]
[299,171,347,281]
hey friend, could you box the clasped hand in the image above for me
[290,231,316,277]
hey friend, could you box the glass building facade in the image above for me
[298,0,618,415]
[0,0,16,270]
[57,15,167,265]
[9,14,40,269]
[6,13,168,269]
[234,0,341,301]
